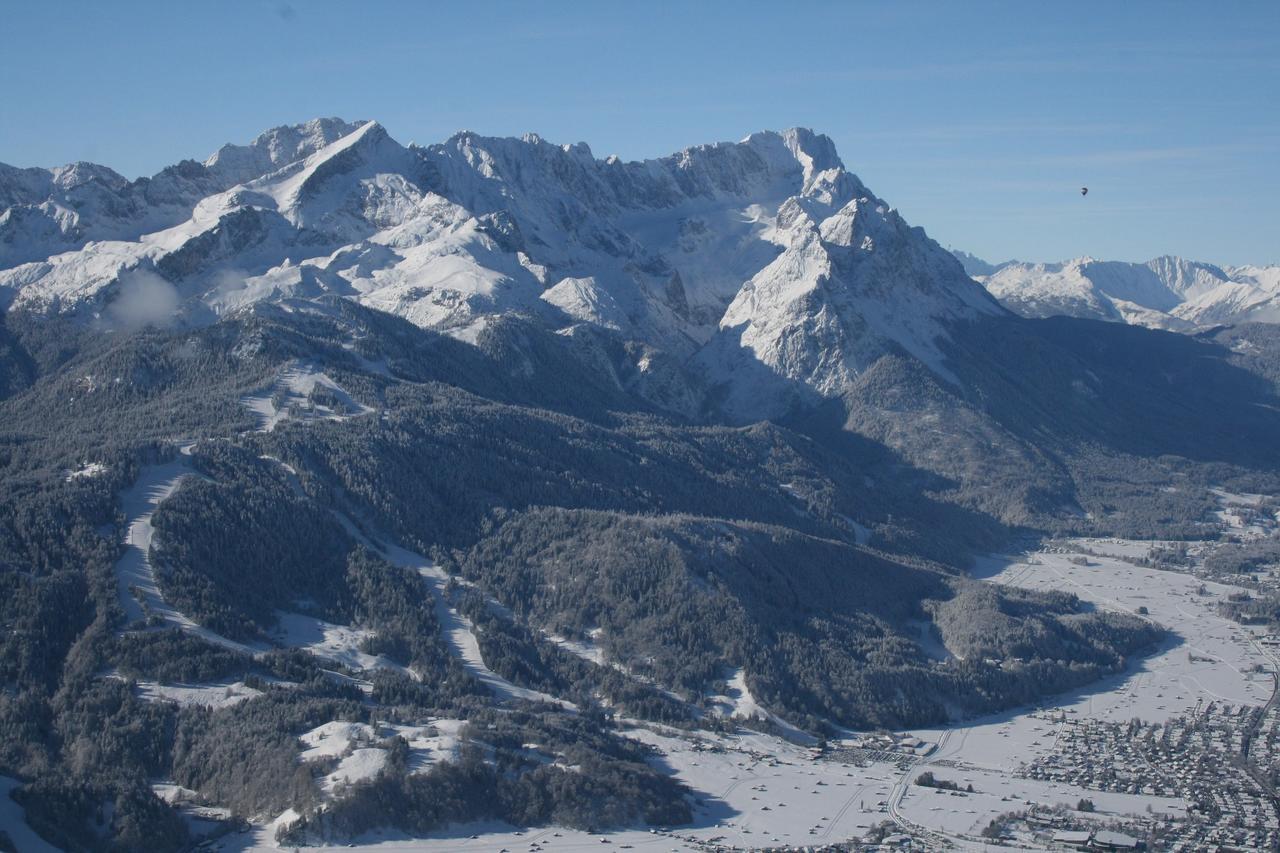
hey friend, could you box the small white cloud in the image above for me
[106,269,180,330]
[211,267,249,296]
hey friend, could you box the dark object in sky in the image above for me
[1081,187,1089,196]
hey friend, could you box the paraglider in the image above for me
[1080,186,1088,196]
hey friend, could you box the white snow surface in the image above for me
[240,359,374,432]
[972,539,1274,719]
[707,668,814,743]
[65,460,107,481]
[323,748,389,793]
[133,679,262,708]
[299,721,378,760]
[270,611,406,675]
[388,719,467,774]
[297,721,393,795]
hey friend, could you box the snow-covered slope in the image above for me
[1181,264,1280,325]
[974,253,1280,330]
[0,120,1000,416]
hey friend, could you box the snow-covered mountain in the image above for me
[969,252,1280,330]
[0,119,1000,418]
[0,118,363,270]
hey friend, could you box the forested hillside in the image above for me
[4,294,1276,849]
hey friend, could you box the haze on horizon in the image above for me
[1,0,1276,266]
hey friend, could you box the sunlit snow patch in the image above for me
[270,611,408,675]
[388,719,467,774]
[240,359,374,432]
[546,629,607,667]
[707,667,814,744]
[134,679,261,709]
[298,721,393,795]
[323,749,388,794]
[299,721,378,760]
[65,461,108,482]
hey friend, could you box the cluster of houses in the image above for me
[1021,706,1280,850]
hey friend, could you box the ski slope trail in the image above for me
[117,454,405,677]
[131,450,572,704]
[113,460,266,656]
[0,776,60,853]
[380,538,574,709]
[327,507,571,708]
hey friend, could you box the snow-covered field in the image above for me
[270,611,407,675]
[295,718,469,783]
[134,679,261,709]
[322,749,388,794]
[300,721,379,760]
[895,764,1186,837]
[389,719,467,774]
[220,725,903,852]
[240,360,374,432]
[974,539,1274,721]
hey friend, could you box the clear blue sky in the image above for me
[2,1,1276,265]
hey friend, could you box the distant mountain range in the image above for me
[955,251,1280,330]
